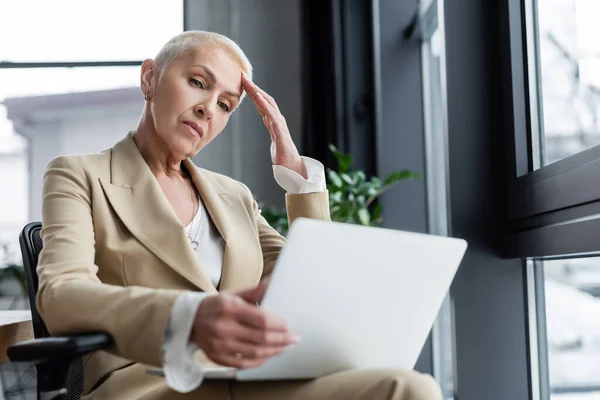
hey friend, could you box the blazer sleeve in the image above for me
[36,156,183,367]
[253,190,331,277]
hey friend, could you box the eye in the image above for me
[218,102,231,112]
[190,78,205,89]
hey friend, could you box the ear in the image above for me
[140,59,158,96]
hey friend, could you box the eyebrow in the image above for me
[191,64,241,100]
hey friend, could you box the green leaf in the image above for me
[327,169,343,188]
[357,208,370,225]
[330,191,343,203]
[372,202,382,223]
[371,176,383,188]
[329,144,353,172]
[367,186,379,196]
[384,170,420,187]
[340,173,354,185]
[355,170,366,183]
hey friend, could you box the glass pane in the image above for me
[542,256,600,398]
[0,66,140,268]
[0,66,139,100]
[534,0,600,167]
[0,0,183,62]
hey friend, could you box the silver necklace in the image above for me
[185,173,201,250]
[187,205,200,250]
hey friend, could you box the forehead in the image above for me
[175,45,243,94]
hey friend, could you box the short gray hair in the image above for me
[154,30,253,81]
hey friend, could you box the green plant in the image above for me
[327,144,419,226]
[262,145,419,235]
[260,204,289,236]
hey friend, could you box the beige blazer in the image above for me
[36,132,330,396]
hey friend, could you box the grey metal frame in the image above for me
[0,61,141,69]
[501,0,600,258]
[375,0,433,374]
[441,0,533,398]
[527,259,550,400]
[475,0,600,397]
[418,0,454,395]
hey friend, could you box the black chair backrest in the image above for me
[19,222,84,399]
[19,222,50,339]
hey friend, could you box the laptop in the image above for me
[150,218,467,381]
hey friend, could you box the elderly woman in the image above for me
[36,31,442,399]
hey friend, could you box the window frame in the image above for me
[502,0,600,258]
[498,0,600,397]
[438,0,535,398]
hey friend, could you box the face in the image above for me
[141,45,244,158]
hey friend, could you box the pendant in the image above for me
[187,235,199,250]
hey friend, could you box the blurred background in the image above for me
[2,0,600,399]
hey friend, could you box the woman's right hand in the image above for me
[189,280,298,369]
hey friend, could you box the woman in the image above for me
[36,31,442,399]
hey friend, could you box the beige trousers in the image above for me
[84,363,443,400]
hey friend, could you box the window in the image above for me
[507,0,600,397]
[0,0,182,62]
[0,1,182,279]
[528,0,600,167]
[535,256,600,399]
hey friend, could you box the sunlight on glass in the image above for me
[544,257,600,399]
[0,0,182,62]
[0,1,182,267]
[0,66,139,101]
[535,0,600,166]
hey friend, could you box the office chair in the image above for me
[7,222,113,400]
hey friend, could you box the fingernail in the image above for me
[293,335,302,343]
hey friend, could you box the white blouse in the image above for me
[162,157,327,392]
[184,199,224,287]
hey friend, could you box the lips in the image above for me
[183,121,203,138]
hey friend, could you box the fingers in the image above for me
[240,73,266,113]
[211,352,265,370]
[238,280,269,304]
[215,312,296,346]
[206,325,295,369]
[241,73,281,115]
[202,301,296,369]
[234,301,289,332]
[240,73,290,145]
[218,337,290,359]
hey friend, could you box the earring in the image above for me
[144,91,152,101]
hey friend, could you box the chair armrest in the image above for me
[7,332,113,364]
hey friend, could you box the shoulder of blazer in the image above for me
[43,151,111,195]
[45,150,111,177]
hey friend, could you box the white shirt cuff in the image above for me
[273,156,326,194]
[163,291,212,393]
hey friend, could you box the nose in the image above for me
[195,102,214,120]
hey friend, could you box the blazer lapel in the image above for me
[99,133,217,293]
[185,160,262,292]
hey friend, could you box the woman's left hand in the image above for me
[242,73,308,179]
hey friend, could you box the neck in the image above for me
[134,110,184,178]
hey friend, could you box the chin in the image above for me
[181,138,203,158]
